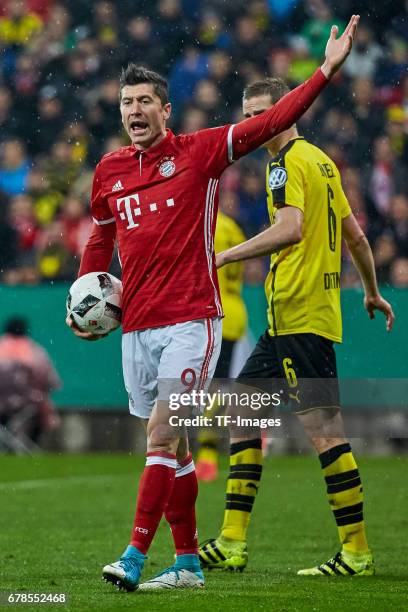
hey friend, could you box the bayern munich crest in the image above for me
[268,166,288,189]
[158,156,176,177]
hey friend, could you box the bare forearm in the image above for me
[347,235,379,297]
[221,225,298,265]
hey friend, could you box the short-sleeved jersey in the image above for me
[215,212,247,341]
[91,128,234,332]
[265,137,351,343]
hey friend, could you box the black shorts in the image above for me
[237,331,339,412]
[214,338,236,379]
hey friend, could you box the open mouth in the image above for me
[129,120,148,135]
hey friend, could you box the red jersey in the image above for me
[80,68,328,332]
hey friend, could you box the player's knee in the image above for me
[297,405,345,446]
[147,422,178,453]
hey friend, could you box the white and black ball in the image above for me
[67,272,122,335]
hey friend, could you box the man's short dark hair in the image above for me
[243,77,290,105]
[4,317,28,336]
[119,64,169,105]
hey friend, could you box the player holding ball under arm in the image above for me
[66,16,360,591]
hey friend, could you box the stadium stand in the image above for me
[0,0,406,287]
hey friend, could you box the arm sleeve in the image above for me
[269,155,305,211]
[90,162,115,225]
[78,222,116,276]
[332,162,352,219]
[188,124,232,177]
[231,68,328,161]
[78,162,117,276]
[339,185,352,219]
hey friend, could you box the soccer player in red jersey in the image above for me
[66,16,359,591]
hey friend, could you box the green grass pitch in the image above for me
[1,453,407,611]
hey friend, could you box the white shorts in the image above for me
[122,317,222,419]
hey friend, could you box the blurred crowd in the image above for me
[0,0,407,287]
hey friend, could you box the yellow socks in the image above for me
[319,442,369,554]
[221,439,263,542]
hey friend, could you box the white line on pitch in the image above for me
[0,473,129,490]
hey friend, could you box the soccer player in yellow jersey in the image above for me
[196,211,247,481]
[199,77,395,576]
[214,212,247,353]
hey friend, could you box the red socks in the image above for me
[164,453,199,555]
[129,451,198,556]
[130,451,177,554]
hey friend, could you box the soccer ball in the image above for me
[66,272,122,335]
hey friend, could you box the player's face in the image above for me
[242,93,277,149]
[120,84,171,149]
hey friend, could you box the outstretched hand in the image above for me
[364,294,395,332]
[321,14,360,78]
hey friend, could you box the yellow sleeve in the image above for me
[338,182,352,219]
[268,153,305,212]
[329,162,352,219]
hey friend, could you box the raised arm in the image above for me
[230,15,359,161]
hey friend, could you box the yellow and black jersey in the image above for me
[265,137,351,343]
[215,211,247,341]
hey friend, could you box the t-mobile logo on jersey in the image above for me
[116,193,175,229]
